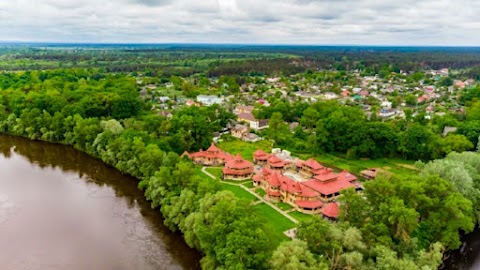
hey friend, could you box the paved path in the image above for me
[201,166,298,224]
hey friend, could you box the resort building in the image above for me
[183,144,234,166]
[223,154,254,180]
[252,150,362,216]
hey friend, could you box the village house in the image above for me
[183,144,234,166]
[196,95,224,106]
[231,124,249,139]
[222,154,254,180]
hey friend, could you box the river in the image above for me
[0,134,201,270]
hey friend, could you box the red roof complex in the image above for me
[185,143,234,166]
[253,149,269,162]
[302,178,355,196]
[296,200,324,209]
[267,155,290,170]
[303,158,324,171]
[251,148,360,216]
[322,202,339,219]
[223,154,253,180]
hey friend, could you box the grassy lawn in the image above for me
[220,183,258,203]
[276,202,293,211]
[204,167,223,179]
[254,203,296,246]
[218,139,272,161]
[255,188,266,197]
[219,138,417,178]
[288,211,314,223]
[294,151,418,178]
[242,182,254,188]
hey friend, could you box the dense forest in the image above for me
[1,45,480,269]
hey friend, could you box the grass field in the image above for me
[221,184,258,202]
[242,182,254,188]
[276,202,293,211]
[204,167,223,179]
[288,211,314,223]
[218,139,272,161]
[315,153,418,177]
[255,188,266,197]
[219,138,417,177]
[254,203,296,245]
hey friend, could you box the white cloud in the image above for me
[0,0,478,45]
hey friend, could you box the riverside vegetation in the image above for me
[1,45,480,269]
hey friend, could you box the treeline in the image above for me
[6,45,480,78]
[257,100,478,162]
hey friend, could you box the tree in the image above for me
[270,240,325,270]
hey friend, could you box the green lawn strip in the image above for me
[255,188,266,197]
[288,211,315,223]
[204,167,223,179]
[220,183,258,203]
[275,202,293,211]
[242,182,255,188]
[218,139,272,161]
[254,203,296,246]
[222,179,252,185]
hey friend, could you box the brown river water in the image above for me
[0,134,201,270]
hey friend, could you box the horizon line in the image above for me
[1,41,480,48]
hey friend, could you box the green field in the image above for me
[204,167,223,179]
[276,202,293,211]
[218,139,272,161]
[255,188,266,197]
[310,153,419,177]
[242,182,255,188]
[288,211,314,223]
[254,203,296,245]
[220,183,258,203]
[218,139,417,178]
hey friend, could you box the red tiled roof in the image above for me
[188,145,234,162]
[206,143,221,153]
[268,155,290,168]
[295,160,304,167]
[304,158,323,170]
[322,202,339,218]
[338,170,357,182]
[298,186,319,198]
[302,178,355,196]
[280,176,302,194]
[254,149,269,160]
[225,154,253,170]
[266,188,281,197]
[266,171,281,188]
[252,173,263,182]
[314,172,338,182]
[295,200,324,209]
[223,167,253,175]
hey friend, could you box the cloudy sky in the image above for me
[0,0,478,45]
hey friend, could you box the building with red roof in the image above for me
[253,149,270,165]
[184,143,234,166]
[322,202,339,220]
[267,155,291,171]
[223,154,254,180]
[251,149,361,215]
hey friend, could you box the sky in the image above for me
[0,0,478,45]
